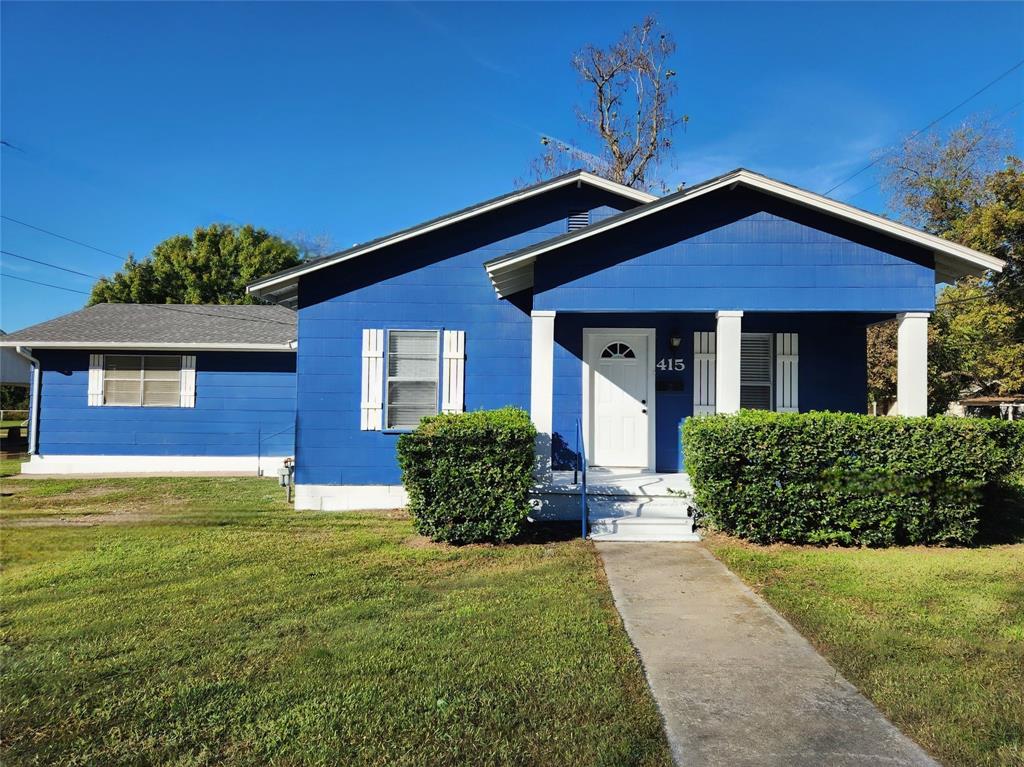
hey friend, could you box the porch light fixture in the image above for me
[669,334,682,349]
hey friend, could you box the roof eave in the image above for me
[0,341,296,352]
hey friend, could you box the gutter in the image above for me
[15,346,40,455]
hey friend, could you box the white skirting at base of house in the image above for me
[294,484,409,511]
[19,454,288,476]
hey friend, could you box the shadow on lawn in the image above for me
[515,520,583,545]
[977,479,1024,545]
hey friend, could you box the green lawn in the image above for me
[706,534,1024,767]
[0,470,671,767]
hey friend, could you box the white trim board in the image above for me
[246,171,656,301]
[0,341,295,352]
[294,484,409,511]
[484,168,1006,297]
[19,454,289,475]
[582,328,656,472]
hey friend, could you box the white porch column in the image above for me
[715,311,743,414]
[530,310,556,475]
[896,312,929,417]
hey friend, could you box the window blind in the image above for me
[386,330,439,429]
[103,355,183,407]
[740,334,772,410]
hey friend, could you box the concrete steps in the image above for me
[588,496,699,542]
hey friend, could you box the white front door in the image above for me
[587,331,652,468]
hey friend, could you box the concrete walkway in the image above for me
[598,543,938,767]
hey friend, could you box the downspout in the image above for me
[15,346,40,455]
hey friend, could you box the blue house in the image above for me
[1,304,296,474]
[4,169,1003,538]
[244,168,1003,529]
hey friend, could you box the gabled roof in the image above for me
[0,304,296,351]
[246,170,657,307]
[484,168,1007,298]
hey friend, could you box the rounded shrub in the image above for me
[397,407,537,545]
[683,411,1024,547]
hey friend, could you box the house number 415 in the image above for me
[656,358,686,371]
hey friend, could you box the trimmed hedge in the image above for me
[683,411,1024,547]
[397,407,537,544]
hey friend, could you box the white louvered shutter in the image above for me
[179,355,197,408]
[361,329,384,430]
[693,332,716,415]
[775,333,799,412]
[88,354,104,406]
[441,330,465,413]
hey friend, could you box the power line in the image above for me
[1,273,91,295]
[1,250,98,279]
[842,96,1024,204]
[0,215,124,261]
[824,57,1024,196]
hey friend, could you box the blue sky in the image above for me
[2,1,1022,330]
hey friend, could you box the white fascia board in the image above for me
[485,169,1005,297]
[0,341,295,352]
[247,172,656,297]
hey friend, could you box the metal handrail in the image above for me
[576,417,588,538]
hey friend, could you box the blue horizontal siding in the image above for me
[36,350,296,457]
[534,190,936,313]
[294,186,640,486]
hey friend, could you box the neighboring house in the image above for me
[2,169,1004,522]
[949,394,1024,421]
[0,304,296,473]
[243,168,1004,513]
[1,330,32,387]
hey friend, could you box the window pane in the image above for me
[104,355,142,380]
[387,381,437,429]
[386,331,439,428]
[740,335,772,385]
[144,356,182,380]
[105,379,141,405]
[143,379,181,406]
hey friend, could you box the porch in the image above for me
[530,309,930,477]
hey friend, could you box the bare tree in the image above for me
[878,116,1010,234]
[529,15,687,192]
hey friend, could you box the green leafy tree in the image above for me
[89,224,301,305]
[869,118,1024,412]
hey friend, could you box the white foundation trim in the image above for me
[19,454,289,475]
[896,312,929,417]
[530,311,556,476]
[294,484,409,511]
[715,311,743,414]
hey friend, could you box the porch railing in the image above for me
[575,417,588,539]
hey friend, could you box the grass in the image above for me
[705,532,1024,766]
[0,471,671,767]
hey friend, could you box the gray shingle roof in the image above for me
[0,304,296,349]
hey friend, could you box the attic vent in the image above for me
[567,210,590,232]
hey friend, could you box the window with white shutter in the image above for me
[100,355,183,407]
[740,334,773,410]
[386,330,440,430]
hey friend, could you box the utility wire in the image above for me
[843,96,1024,203]
[1,273,91,295]
[824,57,1024,196]
[1,250,98,279]
[0,215,124,261]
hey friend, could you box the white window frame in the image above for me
[101,354,185,408]
[740,333,774,411]
[384,329,441,431]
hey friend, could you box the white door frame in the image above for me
[582,328,656,471]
